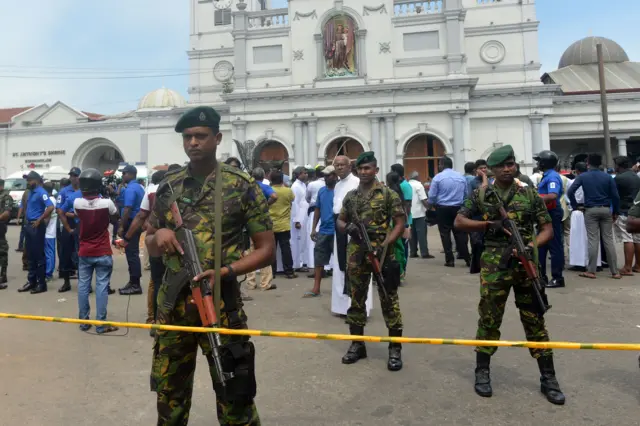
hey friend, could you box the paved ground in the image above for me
[0,224,639,425]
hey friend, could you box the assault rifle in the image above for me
[167,201,233,388]
[352,211,389,300]
[494,195,551,316]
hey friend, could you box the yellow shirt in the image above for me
[270,186,295,233]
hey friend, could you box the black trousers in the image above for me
[273,230,293,275]
[124,225,142,283]
[150,256,166,320]
[435,205,469,264]
[59,224,76,279]
[25,221,47,287]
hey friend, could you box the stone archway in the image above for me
[72,138,125,173]
[403,134,446,180]
[254,140,290,175]
[324,137,364,164]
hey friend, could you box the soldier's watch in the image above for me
[223,264,236,281]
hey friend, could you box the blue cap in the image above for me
[69,167,81,176]
[122,165,138,175]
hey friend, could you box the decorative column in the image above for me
[444,0,465,75]
[617,137,628,156]
[232,120,246,158]
[314,34,324,78]
[369,115,381,177]
[140,134,149,164]
[232,2,248,89]
[355,29,368,77]
[307,119,318,166]
[449,110,466,172]
[383,114,397,173]
[529,114,544,156]
[293,120,304,168]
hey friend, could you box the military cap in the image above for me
[26,171,41,181]
[355,151,376,167]
[69,167,81,176]
[487,145,515,167]
[174,106,221,133]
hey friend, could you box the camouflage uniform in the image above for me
[149,163,271,425]
[0,189,13,268]
[341,182,405,330]
[458,182,553,358]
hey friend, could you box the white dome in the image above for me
[138,87,186,110]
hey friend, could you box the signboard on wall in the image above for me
[12,150,66,169]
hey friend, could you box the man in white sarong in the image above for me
[291,167,309,271]
[306,165,326,272]
[567,163,601,269]
[331,156,373,316]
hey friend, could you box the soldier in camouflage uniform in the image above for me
[146,106,275,425]
[337,152,407,371]
[0,179,14,288]
[454,145,565,405]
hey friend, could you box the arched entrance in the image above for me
[72,138,125,173]
[325,137,364,164]
[403,134,446,179]
[254,140,290,175]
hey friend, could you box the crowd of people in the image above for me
[1,103,639,424]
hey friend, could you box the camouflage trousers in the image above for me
[0,236,8,268]
[151,290,260,426]
[476,248,552,359]
[346,252,403,330]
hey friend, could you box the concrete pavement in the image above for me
[0,225,638,425]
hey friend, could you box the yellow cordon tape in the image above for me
[1,312,639,351]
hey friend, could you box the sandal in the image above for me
[620,270,634,276]
[579,272,597,279]
[303,291,321,298]
[97,325,119,334]
[610,274,622,280]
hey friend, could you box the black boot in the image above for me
[341,325,367,364]
[0,266,7,284]
[119,281,143,295]
[474,352,493,397]
[18,282,35,293]
[30,284,47,294]
[107,285,115,295]
[58,278,71,293]
[537,356,566,405]
[387,329,403,371]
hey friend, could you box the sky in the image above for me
[0,0,637,115]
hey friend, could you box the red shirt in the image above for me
[73,196,117,257]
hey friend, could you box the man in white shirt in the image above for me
[290,166,309,271]
[330,155,372,316]
[305,166,326,271]
[408,171,433,259]
[43,182,57,281]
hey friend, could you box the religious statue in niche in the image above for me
[323,15,357,78]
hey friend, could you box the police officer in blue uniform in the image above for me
[534,150,565,288]
[18,171,54,294]
[58,180,83,293]
[117,164,145,296]
[56,177,70,270]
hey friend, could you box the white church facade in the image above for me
[1,0,639,180]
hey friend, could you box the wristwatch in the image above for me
[223,264,236,281]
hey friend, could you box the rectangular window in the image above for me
[214,9,232,26]
[403,31,439,51]
[253,45,283,64]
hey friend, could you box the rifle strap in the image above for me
[214,162,223,324]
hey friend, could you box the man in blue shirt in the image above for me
[534,150,566,288]
[18,171,54,294]
[427,156,470,267]
[56,167,81,292]
[117,165,146,295]
[566,153,621,279]
[305,166,338,297]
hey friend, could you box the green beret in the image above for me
[174,106,221,133]
[487,145,515,167]
[355,151,377,167]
